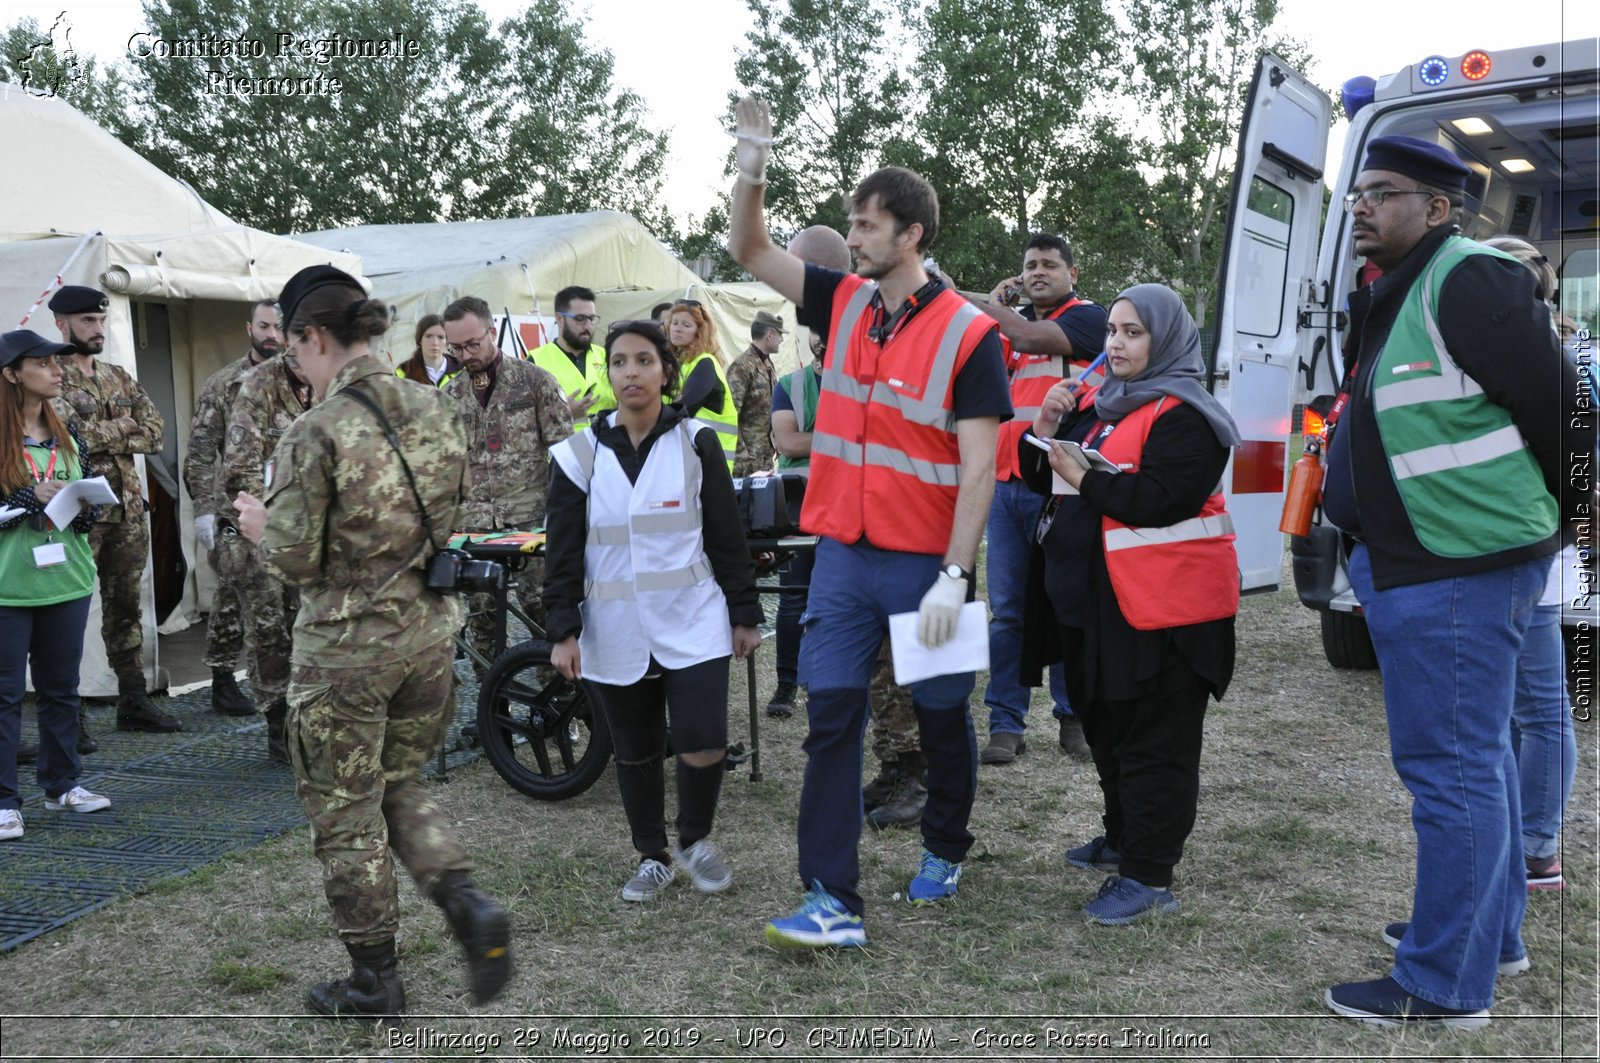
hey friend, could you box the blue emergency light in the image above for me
[1419,56,1450,86]
[1341,76,1376,119]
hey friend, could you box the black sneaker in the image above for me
[1325,976,1490,1029]
[116,692,182,733]
[765,682,796,719]
[210,670,255,716]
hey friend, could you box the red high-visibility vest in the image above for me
[1089,394,1239,631]
[803,276,996,555]
[996,297,1102,481]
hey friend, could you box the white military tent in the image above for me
[297,215,806,379]
[0,83,363,696]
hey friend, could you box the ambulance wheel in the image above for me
[477,641,611,800]
[1320,608,1379,670]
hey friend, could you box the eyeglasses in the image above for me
[1342,188,1437,212]
[559,312,600,325]
[448,328,495,357]
[605,320,668,342]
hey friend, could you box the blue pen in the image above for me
[1070,352,1107,397]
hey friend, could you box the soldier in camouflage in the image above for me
[236,265,512,1021]
[183,299,282,718]
[49,285,178,738]
[222,348,316,761]
[864,644,926,830]
[441,296,573,670]
[727,310,781,478]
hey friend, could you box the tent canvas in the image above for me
[1,84,363,695]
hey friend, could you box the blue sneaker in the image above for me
[1082,875,1179,925]
[907,849,962,905]
[1064,836,1120,872]
[764,882,866,948]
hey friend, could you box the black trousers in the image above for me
[1058,625,1208,889]
[588,655,730,857]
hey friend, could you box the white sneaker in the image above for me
[0,809,22,840]
[677,838,733,893]
[620,858,675,902]
[44,786,111,814]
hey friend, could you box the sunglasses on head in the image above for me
[605,319,668,341]
[672,299,702,309]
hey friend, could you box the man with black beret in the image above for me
[49,285,179,735]
[727,309,784,477]
[1321,136,1586,1027]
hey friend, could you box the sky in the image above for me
[10,0,1599,221]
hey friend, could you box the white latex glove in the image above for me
[194,514,216,550]
[917,570,967,648]
[733,95,772,185]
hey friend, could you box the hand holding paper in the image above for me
[43,476,117,530]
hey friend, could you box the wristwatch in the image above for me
[942,563,972,582]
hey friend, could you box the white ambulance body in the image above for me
[1210,40,1599,669]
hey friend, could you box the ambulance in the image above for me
[1210,39,1599,671]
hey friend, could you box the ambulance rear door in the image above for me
[1210,53,1332,593]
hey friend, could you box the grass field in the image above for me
[0,562,1595,1062]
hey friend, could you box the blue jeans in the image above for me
[1511,602,1575,861]
[1,596,93,810]
[983,478,1069,735]
[796,537,978,915]
[774,548,815,688]
[1349,545,1541,1010]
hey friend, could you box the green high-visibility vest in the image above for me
[776,363,820,470]
[529,341,614,430]
[1371,235,1558,558]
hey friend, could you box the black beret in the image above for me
[1360,135,1470,194]
[277,265,364,330]
[0,329,75,370]
[47,285,110,315]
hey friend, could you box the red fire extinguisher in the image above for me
[1279,435,1325,537]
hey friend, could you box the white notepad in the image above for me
[888,600,990,684]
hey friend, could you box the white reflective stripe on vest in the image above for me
[586,557,715,600]
[1389,423,1529,480]
[1374,248,1486,412]
[560,429,598,487]
[1012,405,1043,420]
[1014,357,1065,381]
[1104,513,1236,551]
[813,431,961,487]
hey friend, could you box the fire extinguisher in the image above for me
[1279,435,1325,537]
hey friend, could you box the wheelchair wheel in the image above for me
[477,640,611,800]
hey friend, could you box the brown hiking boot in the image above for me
[116,692,181,733]
[306,939,404,1021]
[1058,715,1092,761]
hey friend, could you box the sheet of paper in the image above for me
[43,476,118,530]
[1023,433,1076,495]
[888,600,990,684]
[0,505,25,524]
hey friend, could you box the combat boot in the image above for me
[77,709,98,754]
[116,690,181,733]
[306,938,404,1021]
[264,699,289,764]
[17,737,39,763]
[866,751,927,831]
[433,871,513,1004]
[210,669,254,716]
[862,759,902,812]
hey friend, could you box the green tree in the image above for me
[487,0,671,225]
[731,0,910,235]
[1120,0,1312,323]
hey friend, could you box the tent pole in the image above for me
[17,229,101,327]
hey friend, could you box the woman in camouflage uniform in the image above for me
[236,267,512,1021]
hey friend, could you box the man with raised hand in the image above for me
[728,96,1010,947]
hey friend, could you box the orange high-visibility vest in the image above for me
[1089,394,1239,631]
[803,276,996,555]
[996,297,1102,481]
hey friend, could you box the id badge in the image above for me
[33,541,68,568]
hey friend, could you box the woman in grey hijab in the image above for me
[1016,282,1239,926]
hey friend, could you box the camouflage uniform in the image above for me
[727,344,776,478]
[867,639,919,764]
[443,356,572,659]
[222,356,313,718]
[183,353,259,670]
[259,355,473,944]
[53,357,164,691]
